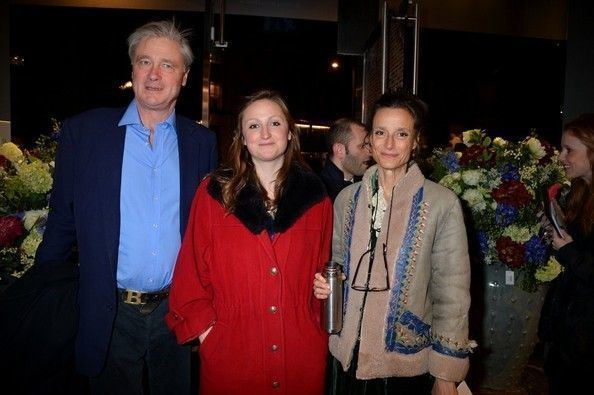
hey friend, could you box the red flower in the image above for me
[0,216,24,247]
[496,236,526,268]
[460,145,489,166]
[492,180,533,207]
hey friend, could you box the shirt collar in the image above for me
[118,100,177,130]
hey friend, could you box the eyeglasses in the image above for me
[350,242,390,292]
[349,182,397,293]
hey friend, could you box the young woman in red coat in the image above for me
[166,90,333,394]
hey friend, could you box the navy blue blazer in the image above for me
[35,107,217,376]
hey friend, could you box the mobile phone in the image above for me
[548,198,566,238]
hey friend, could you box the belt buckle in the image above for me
[123,290,144,305]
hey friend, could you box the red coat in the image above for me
[166,167,332,395]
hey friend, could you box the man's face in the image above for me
[342,124,371,177]
[131,36,189,115]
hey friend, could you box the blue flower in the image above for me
[440,151,460,172]
[524,235,547,264]
[499,163,519,181]
[477,231,489,258]
[495,203,518,226]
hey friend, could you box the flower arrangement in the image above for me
[430,129,567,291]
[0,124,59,277]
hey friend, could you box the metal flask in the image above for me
[323,261,343,333]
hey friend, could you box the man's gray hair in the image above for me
[127,20,194,69]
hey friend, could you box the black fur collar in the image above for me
[207,164,327,234]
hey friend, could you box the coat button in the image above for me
[270,267,278,275]
[271,344,279,351]
[272,381,280,389]
[269,305,278,314]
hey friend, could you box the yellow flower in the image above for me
[492,137,508,147]
[0,142,24,163]
[17,160,53,194]
[21,231,43,258]
[535,256,563,282]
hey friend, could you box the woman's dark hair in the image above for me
[563,113,594,234]
[371,88,429,163]
[214,90,307,212]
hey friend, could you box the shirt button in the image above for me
[270,267,278,276]
[151,250,158,256]
[269,305,278,314]
[271,344,279,352]
[153,224,158,229]
[271,381,280,389]
[153,195,159,201]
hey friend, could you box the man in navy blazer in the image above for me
[35,20,217,394]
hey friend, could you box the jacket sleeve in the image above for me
[556,240,594,285]
[166,180,217,344]
[331,189,350,267]
[34,119,77,266]
[428,197,472,382]
[313,197,333,326]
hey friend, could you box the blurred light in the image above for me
[330,61,340,69]
[119,81,133,90]
[296,123,330,131]
[10,55,25,66]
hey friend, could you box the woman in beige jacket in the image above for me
[314,90,473,395]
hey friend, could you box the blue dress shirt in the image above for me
[116,100,181,292]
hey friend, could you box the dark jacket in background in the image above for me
[319,159,356,202]
[539,220,594,390]
[0,262,81,394]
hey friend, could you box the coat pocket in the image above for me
[388,310,431,354]
[199,321,227,358]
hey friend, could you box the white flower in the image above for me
[461,189,486,211]
[462,129,483,146]
[461,169,484,186]
[439,174,462,195]
[525,137,546,160]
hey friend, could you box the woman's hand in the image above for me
[313,272,331,300]
[431,377,457,395]
[198,326,213,343]
[552,228,573,250]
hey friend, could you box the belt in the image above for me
[120,288,169,305]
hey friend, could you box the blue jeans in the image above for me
[89,298,190,395]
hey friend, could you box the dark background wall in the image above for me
[563,0,594,123]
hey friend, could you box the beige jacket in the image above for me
[329,164,473,382]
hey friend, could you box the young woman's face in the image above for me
[241,99,290,167]
[560,131,592,184]
[370,107,417,174]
